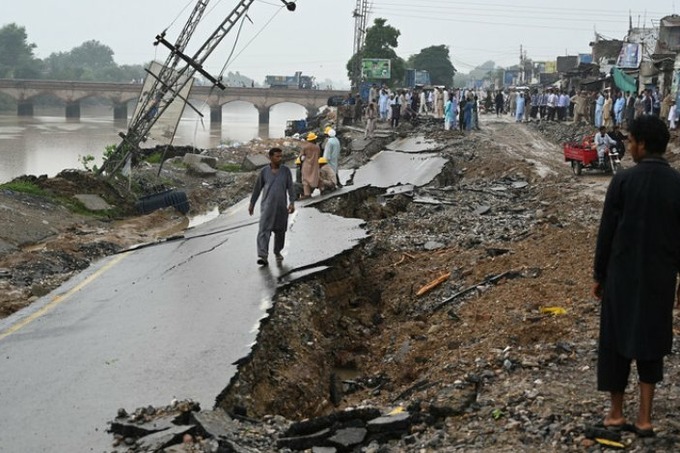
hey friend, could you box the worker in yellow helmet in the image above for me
[299,132,320,199]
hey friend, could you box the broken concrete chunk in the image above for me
[73,194,113,211]
[474,205,491,215]
[385,135,443,153]
[285,407,381,437]
[135,424,195,451]
[328,427,367,449]
[109,414,178,438]
[183,153,217,169]
[186,161,218,177]
[312,447,337,453]
[241,154,271,171]
[366,412,411,433]
[429,385,478,418]
[424,241,445,251]
[276,428,331,451]
[189,409,236,439]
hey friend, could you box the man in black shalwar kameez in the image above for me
[594,115,680,437]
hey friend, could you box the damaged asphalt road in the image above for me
[0,140,447,452]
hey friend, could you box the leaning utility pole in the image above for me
[351,0,370,89]
[98,0,296,177]
[353,0,369,55]
[519,45,524,84]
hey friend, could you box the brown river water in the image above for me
[0,102,307,183]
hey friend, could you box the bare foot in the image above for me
[603,416,628,428]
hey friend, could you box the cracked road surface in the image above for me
[0,198,367,452]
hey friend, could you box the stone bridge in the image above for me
[0,79,347,125]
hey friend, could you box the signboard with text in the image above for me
[361,58,391,79]
[617,43,642,69]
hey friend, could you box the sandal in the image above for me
[629,424,655,438]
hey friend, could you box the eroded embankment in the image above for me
[214,186,413,419]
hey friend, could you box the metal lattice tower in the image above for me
[352,0,369,55]
[99,0,297,177]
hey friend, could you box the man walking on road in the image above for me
[300,132,321,198]
[248,147,296,266]
[593,115,680,437]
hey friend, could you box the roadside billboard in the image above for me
[504,69,519,86]
[617,43,642,69]
[556,56,578,72]
[362,58,391,79]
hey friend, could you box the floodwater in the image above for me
[0,102,308,184]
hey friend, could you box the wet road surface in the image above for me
[0,199,366,452]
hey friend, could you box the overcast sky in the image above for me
[5,0,678,87]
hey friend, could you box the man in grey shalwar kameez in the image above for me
[248,148,295,266]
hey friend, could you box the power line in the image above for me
[370,5,653,24]
[365,10,628,33]
[372,0,666,16]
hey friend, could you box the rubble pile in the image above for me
[204,118,680,452]
[526,120,595,145]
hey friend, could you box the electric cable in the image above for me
[163,0,199,35]
[219,3,286,72]
[218,4,251,78]
[371,0,665,16]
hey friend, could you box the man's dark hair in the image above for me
[269,147,283,157]
[628,115,670,155]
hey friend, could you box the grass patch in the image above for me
[145,152,164,164]
[0,181,122,219]
[0,181,49,197]
[218,163,242,172]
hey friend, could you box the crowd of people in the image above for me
[348,84,484,133]
[490,86,677,131]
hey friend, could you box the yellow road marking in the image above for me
[0,253,128,341]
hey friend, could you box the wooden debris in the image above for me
[416,272,451,297]
[431,270,521,312]
[392,253,416,267]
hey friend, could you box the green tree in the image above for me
[44,40,123,81]
[406,45,456,86]
[468,60,496,81]
[0,23,42,78]
[346,18,405,89]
